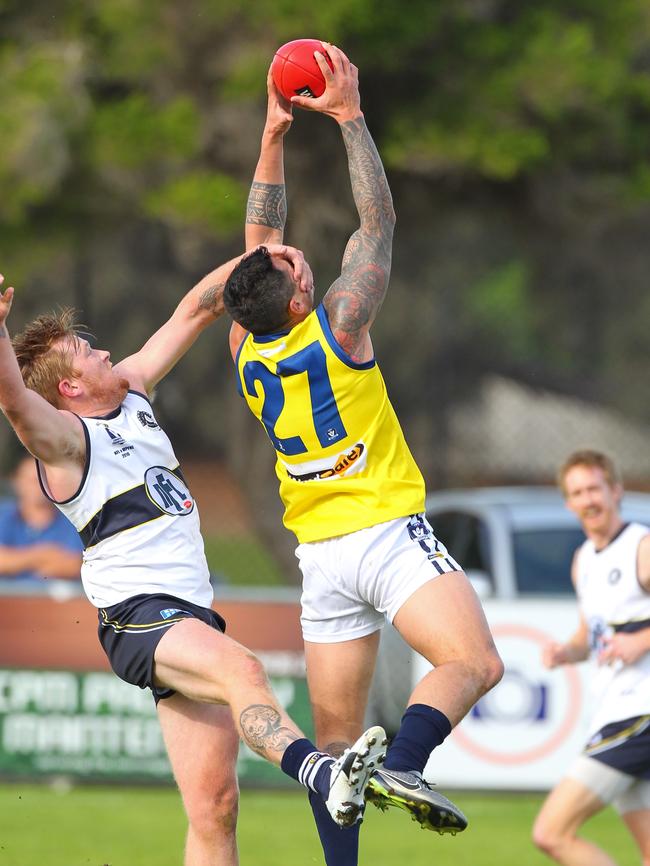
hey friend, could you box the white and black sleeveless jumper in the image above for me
[38,391,212,609]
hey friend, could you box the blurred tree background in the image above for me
[2,0,650,583]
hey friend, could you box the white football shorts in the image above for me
[296,513,462,643]
[565,755,650,814]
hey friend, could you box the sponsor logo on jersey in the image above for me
[144,466,195,516]
[160,608,186,619]
[286,443,365,482]
[137,410,161,430]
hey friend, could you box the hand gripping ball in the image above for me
[271,38,333,101]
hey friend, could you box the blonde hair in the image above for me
[12,308,85,408]
[557,449,620,496]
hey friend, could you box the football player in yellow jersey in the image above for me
[224,44,504,864]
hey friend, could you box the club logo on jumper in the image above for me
[145,466,194,516]
[137,410,160,430]
[160,608,187,619]
[608,568,622,585]
[102,424,134,458]
[286,443,365,482]
[103,424,126,447]
[407,515,430,542]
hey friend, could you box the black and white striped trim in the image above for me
[298,752,332,792]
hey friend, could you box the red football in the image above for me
[271,38,333,102]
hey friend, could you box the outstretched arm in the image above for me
[115,253,244,393]
[117,244,311,390]
[292,43,396,363]
[229,69,294,355]
[0,276,85,466]
[245,66,293,251]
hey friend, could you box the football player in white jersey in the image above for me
[0,258,388,866]
[533,450,650,866]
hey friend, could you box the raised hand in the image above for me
[0,275,15,328]
[265,65,293,136]
[290,43,361,123]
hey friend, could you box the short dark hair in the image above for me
[224,247,294,335]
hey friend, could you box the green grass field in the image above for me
[0,783,639,866]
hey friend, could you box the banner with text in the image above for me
[0,652,311,786]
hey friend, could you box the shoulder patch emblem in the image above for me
[137,410,160,430]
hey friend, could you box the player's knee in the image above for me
[531,818,564,858]
[461,646,503,699]
[233,648,269,690]
[480,647,504,694]
[531,822,552,855]
[185,779,239,841]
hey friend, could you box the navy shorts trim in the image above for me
[98,592,226,703]
[585,715,650,779]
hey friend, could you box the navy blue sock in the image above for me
[280,738,334,800]
[308,789,360,866]
[383,704,451,773]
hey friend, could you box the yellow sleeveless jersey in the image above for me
[235,304,425,543]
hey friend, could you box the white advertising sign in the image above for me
[419,599,595,790]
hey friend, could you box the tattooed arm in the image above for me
[292,43,395,363]
[244,66,292,251]
[116,254,245,392]
[228,67,293,355]
[127,61,296,391]
[118,243,312,388]
[324,116,395,362]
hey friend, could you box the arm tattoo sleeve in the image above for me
[240,704,300,757]
[246,181,287,230]
[323,117,395,357]
[340,117,394,240]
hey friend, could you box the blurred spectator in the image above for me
[0,455,82,583]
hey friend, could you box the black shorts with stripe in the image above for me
[98,593,226,703]
[585,715,650,780]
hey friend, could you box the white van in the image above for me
[425,485,650,598]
